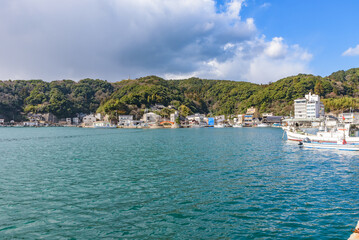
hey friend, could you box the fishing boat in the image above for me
[299,137,359,151]
[283,123,359,144]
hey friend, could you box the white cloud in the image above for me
[0,0,312,83]
[342,45,359,56]
[226,0,245,19]
[264,37,288,58]
[260,3,271,8]
[180,36,312,83]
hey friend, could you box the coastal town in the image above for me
[3,1,359,239]
[1,92,358,129]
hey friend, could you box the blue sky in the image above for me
[230,0,359,77]
[0,0,358,83]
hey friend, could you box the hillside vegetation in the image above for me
[1,68,359,120]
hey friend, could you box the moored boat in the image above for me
[283,123,359,144]
[299,137,359,151]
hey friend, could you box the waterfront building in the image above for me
[244,115,254,126]
[170,111,179,123]
[43,113,58,123]
[27,113,44,122]
[294,92,324,119]
[93,121,116,129]
[58,119,67,125]
[243,107,259,126]
[246,107,259,118]
[294,98,307,118]
[214,115,226,123]
[187,113,205,123]
[235,114,244,124]
[23,121,38,127]
[83,114,97,126]
[72,117,80,125]
[118,115,134,126]
[66,118,72,125]
[118,115,133,121]
[264,116,283,124]
[142,112,161,123]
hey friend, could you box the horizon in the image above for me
[0,0,358,83]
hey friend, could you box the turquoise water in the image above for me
[0,127,358,239]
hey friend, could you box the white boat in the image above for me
[299,138,359,151]
[214,124,225,128]
[232,124,243,128]
[283,123,359,144]
[257,123,270,127]
[93,121,117,129]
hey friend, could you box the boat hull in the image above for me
[301,142,359,151]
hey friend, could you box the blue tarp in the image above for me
[208,117,214,126]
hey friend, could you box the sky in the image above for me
[0,0,358,83]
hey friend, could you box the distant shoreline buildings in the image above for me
[2,91,359,128]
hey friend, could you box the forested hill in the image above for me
[1,68,359,121]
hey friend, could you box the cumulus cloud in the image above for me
[0,0,311,83]
[178,36,312,83]
[264,37,288,58]
[342,45,359,56]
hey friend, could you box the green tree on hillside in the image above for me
[314,81,324,96]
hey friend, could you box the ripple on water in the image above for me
[0,127,359,239]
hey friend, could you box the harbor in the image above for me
[0,126,358,239]
[2,1,359,238]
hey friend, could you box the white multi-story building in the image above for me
[294,92,324,119]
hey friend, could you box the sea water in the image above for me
[0,127,358,239]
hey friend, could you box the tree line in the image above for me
[1,68,359,121]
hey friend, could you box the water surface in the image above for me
[0,127,358,239]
